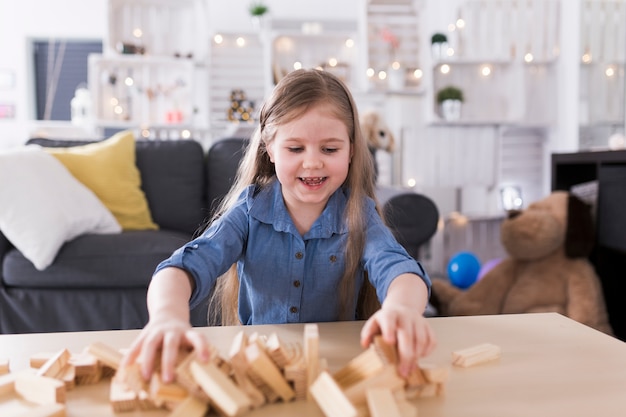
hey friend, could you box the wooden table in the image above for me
[1,312,625,416]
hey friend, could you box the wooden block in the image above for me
[304,323,319,400]
[174,351,210,404]
[372,335,398,365]
[69,352,100,377]
[109,378,138,412]
[366,387,402,417]
[30,352,54,369]
[116,363,148,394]
[309,371,358,417]
[168,394,209,417]
[419,363,450,383]
[284,357,307,401]
[265,333,295,369]
[228,330,267,407]
[343,365,405,407]
[189,360,251,417]
[37,349,71,379]
[332,346,385,389]
[244,342,295,402]
[0,358,9,375]
[58,364,76,390]
[149,372,189,404]
[452,343,501,367]
[86,342,123,370]
[15,372,66,405]
[0,372,15,396]
[405,366,427,388]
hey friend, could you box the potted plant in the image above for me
[436,85,464,121]
[431,32,449,60]
[249,2,269,30]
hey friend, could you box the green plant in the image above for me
[436,86,464,103]
[431,33,448,44]
[249,2,269,16]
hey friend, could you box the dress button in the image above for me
[295,252,303,259]
[329,255,337,263]
[290,306,298,313]
[293,280,301,288]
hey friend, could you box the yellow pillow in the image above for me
[46,131,158,231]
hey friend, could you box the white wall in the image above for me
[0,0,361,149]
[0,0,107,148]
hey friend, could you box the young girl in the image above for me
[123,69,436,383]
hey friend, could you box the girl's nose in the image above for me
[302,151,323,169]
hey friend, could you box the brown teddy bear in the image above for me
[360,110,395,181]
[431,191,613,335]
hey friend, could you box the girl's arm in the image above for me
[121,267,211,382]
[360,273,436,377]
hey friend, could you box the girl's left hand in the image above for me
[360,303,436,378]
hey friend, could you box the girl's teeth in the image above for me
[302,177,324,185]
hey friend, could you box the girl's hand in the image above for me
[360,273,436,376]
[121,314,210,383]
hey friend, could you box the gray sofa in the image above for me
[0,136,438,334]
[0,137,246,334]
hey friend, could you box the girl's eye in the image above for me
[322,147,338,154]
[288,147,303,153]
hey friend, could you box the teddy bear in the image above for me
[431,191,613,335]
[359,110,395,181]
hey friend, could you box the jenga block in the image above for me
[109,378,138,412]
[452,343,501,367]
[395,397,418,417]
[309,371,358,417]
[228,330,267,408]
[343,365,405,407]
[149,372,189,404]
[304,323,320,400]
[366,387,402,417]
[116,363,148,394]
[0,358,9,375]
[0,372,15,396]
[189,360,251,417]
[265,333,295,369]
[284,357,307,401]
[419,363,450,383]
[168,394,209,417]
[244,342,295,402]
[333,346,385,389]
[37,349,71,379]
[405,366,427,388]
[372,335,398,365]
[70,352,100,377]
[20,403,66,417]
[58,364,76,390]
[30,352,54,369]
[15,372,66,405]
[174,351,210,404]
[86,342,123,370]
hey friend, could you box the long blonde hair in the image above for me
[208,69,380,325]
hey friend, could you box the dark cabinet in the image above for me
[552,150,626,341]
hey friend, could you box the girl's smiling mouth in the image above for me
[299,177,327,186]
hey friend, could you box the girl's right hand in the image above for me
[121,314,211,383]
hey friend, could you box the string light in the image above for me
[213,34,223,44]
[440,64,450,74]
[236,37,246,47]
[481,65,492,77]
[413,69,423,79]
[366,68,375,77]
[378,70,387,80]
[345,38,354,48]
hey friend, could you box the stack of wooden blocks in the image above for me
[0,324,501,417]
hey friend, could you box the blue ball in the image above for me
[447,251,481,289]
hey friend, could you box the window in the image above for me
[33,39,102,121]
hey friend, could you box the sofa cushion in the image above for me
[28,137,208,236]
[2,230,189,289]
[135,139,207,235]
[0,146,121,271]
[44,131,158,231]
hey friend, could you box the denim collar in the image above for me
[248,178,349,238]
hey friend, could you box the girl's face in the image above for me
[267,103,352,217]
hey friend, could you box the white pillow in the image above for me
[0,146,121,270]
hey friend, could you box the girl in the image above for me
[123,69,436,383]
